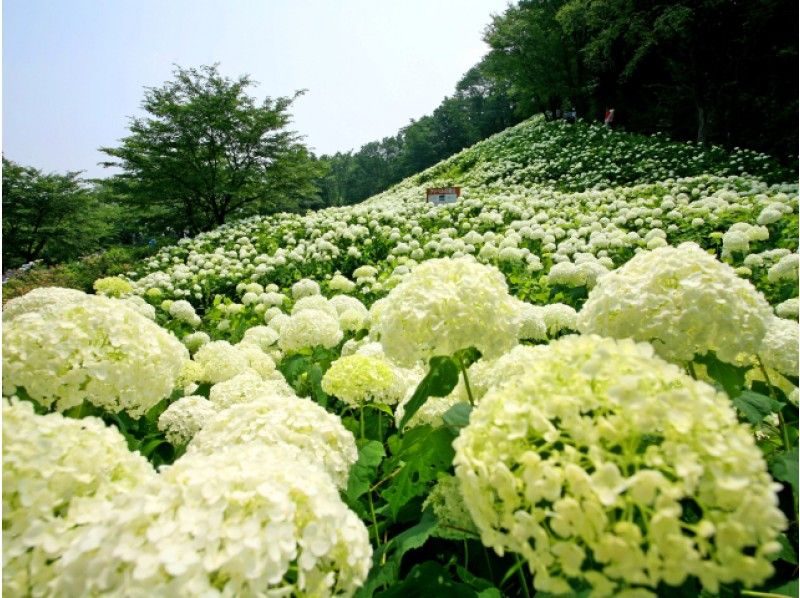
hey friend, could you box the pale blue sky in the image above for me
[3,0,510,178]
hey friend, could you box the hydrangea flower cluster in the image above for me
[51,444,371,597]
[167,299,201,327]
[3,398,155,595]
[578,243,772,364]
[278,309,343,352]
[157,395,217,445]
[371,257,520,366]
[92,276,133,297]
[188,393,358,489]
[2,286,86,321]
[3,289,188,416]
[454,335,785,596]
[758,317,799,376]
[322,354,398,407]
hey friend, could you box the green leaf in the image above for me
[770,448,799,495]
[278,353,310,387]
[345,440,385,503]
[398,356,459,430]
[381,425,456,519]
[307,363,328,408]
[732,390,783,425]
[443,402,472,429]
[767,579,799,597]
[773,533,798,564]
[139,437,168,457]
[357,513,437,597]
[693,352,747,397]
[376,561,475,598]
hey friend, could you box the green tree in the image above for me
[101,65,323,233]
[2,157,111,268]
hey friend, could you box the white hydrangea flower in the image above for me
[3,398,155,595]
[329,273,356,293]
[578,243,772,364]
[291,278,321,299]
[422,475,478,540]
[182,330,211,354]
[3,289,188,416]
[121,294,157,320]
[278,309,343,353]
[157,395,216,445]
[541,303,578,337]
[758,317,799,376]
[511,300,547,341]
[168,299,201,327]
[51,444,371,597]
[2,286,86,321]
[208,370,295,410]
[767,253,799,283]
[188,395,357,489]
[371,257,519,366]
[775,297,799,320]
[322,354,398,407]
[241,325,280,351]
[192,340,250,384]
[292,294,338,318]
[454,335,785,596]
[235,342,278,380]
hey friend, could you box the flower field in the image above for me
[3,117,798,596]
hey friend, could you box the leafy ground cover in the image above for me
[4,117,798,596]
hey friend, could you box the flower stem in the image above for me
[367,491,381,548]
[359,406,365,440]
[757,356,791,452]
[687,361,697,380]
[515,555,531,598]
[458,356,475,406]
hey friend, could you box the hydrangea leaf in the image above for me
[398,356,459,431]
[732,390,783,425]
[346,440,385,503]
[770,448,799,496]
[381,425,456,519]
[443,402,473,429]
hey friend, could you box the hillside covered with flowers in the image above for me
[4,117,798,597]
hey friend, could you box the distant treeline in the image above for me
[316,0,798,206]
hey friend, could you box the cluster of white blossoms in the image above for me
[3,398,155,595]
[188,393,358,489]
[208,370,295,411]
[422,475,478,540]
[2,289,188,416]
[167,299,202,327]
[50,444,371,597]
[371,257,520,366]
[181,330,211,354]
[191,340,278,384]
[454,335,786,596]
[767,253,798,283]
[278,309,344,352]
[578,243,773,364]
[758,317,799,376]
[92,276,134,298]
[2,286,88,321]
[322,354,398,407]
[157,395,217,445]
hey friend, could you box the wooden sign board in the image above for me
[426,186,461,206]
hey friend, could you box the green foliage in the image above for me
[397,356,460,430]
[101,64,323,233]
[2,157,115,268]
[381,426,457,520]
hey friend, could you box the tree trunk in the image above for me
[696,104,708,144]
